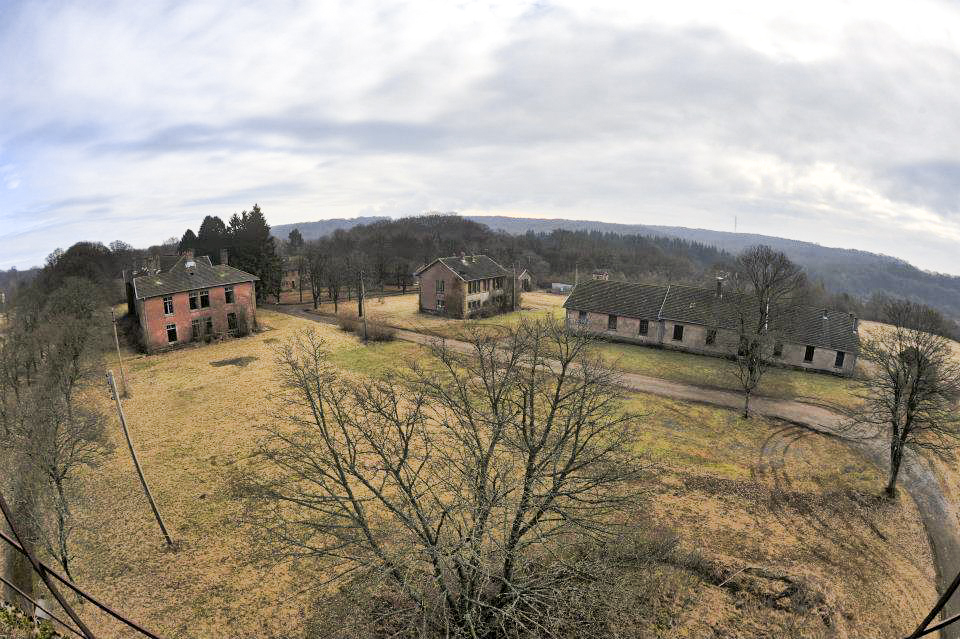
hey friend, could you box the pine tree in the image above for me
[288,228,304,251]
[229,204,281,303]
[178,229,198,253]
[196,216,228,263]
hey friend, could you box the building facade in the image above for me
[564,279,859,376]
[126,252,259,352]
[415,254,518,319]
[518,269,534,292]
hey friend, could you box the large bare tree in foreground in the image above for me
[727,245,806,418]
[855,299,960,497]
[239,318,647,637]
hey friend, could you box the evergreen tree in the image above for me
[229,204,281,303]
[196,215,228,263]
[288,228,304,251]
[178,229,198,253]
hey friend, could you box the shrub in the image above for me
[337,314,360,333]
[337,314,396,342]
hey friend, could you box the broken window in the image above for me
[163,296,174,315]
[483,279,490,292]
[804,345,815,362]
[191,319,201,341]
[436,279,445,293]
[773,342,783,358]
[638,319,649,336]
[189,291,199,310]
[607,315,617,330]
[436,299,445,310]
[494,277,503,289]
[227,312,238,333]
[204,316,214,336]
[673,324,684,341]
[835,351,845,368]
[224,286,234,303]
[578,310,588,326]
[166,323,177,343]
[705,329,717,345]
[200,290,210,308]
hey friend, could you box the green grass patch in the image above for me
[326,340,425,377]
[595,342,860,409]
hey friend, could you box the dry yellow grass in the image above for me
[63,307,936,638]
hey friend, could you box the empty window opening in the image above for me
[804,345,815,362]
[191,319,201,341]
[773,342,783,358]
[835,351,845,368]
[200,290,210,308]
[578,311,588,325]
[705,329,717,345]
[224,286,234,304]
[608,315,617,330]
[638,319,649,336]
[204,316,214,337]
[163,296,174,315]
[436,279,445,293]
[166,323,177,343]
[436,299,445,310]
[672,324,684,341]
[227,312,238,334]
[189,291,199,310]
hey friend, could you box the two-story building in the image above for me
[415,254,518,319]
[126,251,259,352]
[564,278,860,376]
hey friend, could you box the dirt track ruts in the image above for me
[268,303,960,637]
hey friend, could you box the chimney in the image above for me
[181,248,194,259]
[220,248,229,266]
[822,309,829,320]
[851,313,859,333]
[715,276,724,298]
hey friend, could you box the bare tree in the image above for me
[303,245,327,310]
[726,246,806,418]
[237,317,647,636]
[854,299,960,497]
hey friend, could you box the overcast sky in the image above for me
[2,0,960,273]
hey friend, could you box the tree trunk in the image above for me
[743,390,751,419]
[3,472,38,615]
[886,443,904,498]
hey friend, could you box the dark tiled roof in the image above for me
[565,279,860,353]
[563,279,669,319]
[133,256,258,299]
[417,255,511,281]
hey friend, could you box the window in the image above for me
[482,279,490,292]
[204,316,214,337]
[166,323,177,343]
[163,296,174,315]
[224,286,234,304]
[199,290,210,308]
[436,299,445,310]
[705,329,717,345]
[189,291,199,310]
[804,345,815,362]
[227,312,238,333]
[672,324,684,341]
[638,319,649,336]
[835,351,845,368]
[436,279,445,293]
[468,280,481,294]
[773,342,783,358]
[607,315,617,330]
[191,319,201,341]
[494,277,504,289]
[578,310,588,326]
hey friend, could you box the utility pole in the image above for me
[110,309,129,398]
[106,371,174,548]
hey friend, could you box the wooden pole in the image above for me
[0,494,97,639]
[358,270,368,341]
[110,309,129,398]
[105,371,174,548]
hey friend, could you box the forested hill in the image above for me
[465,215,960,320]
[270,213,960,320]
[273,216,389,241]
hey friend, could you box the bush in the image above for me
[337,314,396,342]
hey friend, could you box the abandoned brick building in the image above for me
[415,254,519,319]
[564,278,860,375]
[124,251,259,352]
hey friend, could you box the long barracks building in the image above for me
[563,279,860,376]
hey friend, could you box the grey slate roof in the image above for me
[564,279,860,353]
[133,255,259,299]
[416,255,511,281]
[563,279,669,319]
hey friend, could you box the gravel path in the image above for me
[268,304,960,636]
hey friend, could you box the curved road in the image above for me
[268,304,960,637]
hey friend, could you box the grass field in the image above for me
[64,307,934,638]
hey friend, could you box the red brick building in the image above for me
[414,254,518,319]
[125,252,259,352]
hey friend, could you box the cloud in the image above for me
[2,0,960,274]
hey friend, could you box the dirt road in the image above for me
[268,304,960,637]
